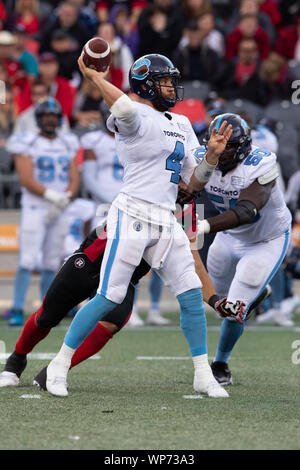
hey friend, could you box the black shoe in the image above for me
[4,351,27,378]
[246,284,272,320]
[211,361,233,385]
[33,366,47,390]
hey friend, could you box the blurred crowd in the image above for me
[1,0,300,326]
[0,0,300,208]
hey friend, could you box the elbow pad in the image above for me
[110,94,136,119]
[231,200,258,225]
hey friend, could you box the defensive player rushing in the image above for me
[189,113,292,385]
[42,53,242,398]
[5,98,80,327]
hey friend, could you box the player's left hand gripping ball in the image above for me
[81,37,111,72]
[214,298,245,324]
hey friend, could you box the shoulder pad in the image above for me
[257,165,279,185]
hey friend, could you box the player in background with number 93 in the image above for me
[5,98,80,327]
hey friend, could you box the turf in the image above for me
[0,312,300,450]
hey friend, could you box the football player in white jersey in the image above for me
[44,53,241,399]
[81,103,173,326]
[5,98,80,326]
[187,113,292,385]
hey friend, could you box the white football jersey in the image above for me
[251,125,278,154]
[80,129,124,203]
[6,131,79,207]
[106,102,199,216]
[203,144,291,243]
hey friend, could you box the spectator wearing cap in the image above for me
[38,52,75,120]
[13,79,70,135]
[12,25,38,81]
[97,22,133,92]
[218,37,267,105]
[50,29,79,82]
[109,3,140,59]
[225,13,271,60]
[6,0,40,36]
[172,19,224,86]
[137,0,183,58]
[0,30,31,113]
[275,16,300,61]
[39,1,90,56]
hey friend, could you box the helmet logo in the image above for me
[132,58,151,80]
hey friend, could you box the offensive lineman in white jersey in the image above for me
[5,98,80,326]
[188,113,292,385]
[44,54,241,398]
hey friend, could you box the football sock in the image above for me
[149,271,163,308]
[177,288,207,357]
[15,310,51,355]
[70,323,113,369]
[270,268,285,307]
[64,293,118,350]
[40,270,56,300]
[215,318,245,363]
[13,267,31,310]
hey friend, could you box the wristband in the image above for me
[194,156,216,184]
[208,295,220,309]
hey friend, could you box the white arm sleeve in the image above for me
[82,160,112,203]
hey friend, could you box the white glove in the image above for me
[197,219,210,235]
[44,189,72,209]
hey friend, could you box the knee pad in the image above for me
[236,256,267,288]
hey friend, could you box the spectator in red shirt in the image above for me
[275,16,300,61]
[218,37,267,105]
[0,30,31,113]
[6,0,40,36]
[225,13,270,60]
[38,52,75,120]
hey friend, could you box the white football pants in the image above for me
[97,204,201,303]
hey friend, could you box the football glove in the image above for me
[44,189,72,209]
[214,298,245,324]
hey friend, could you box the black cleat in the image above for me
[211,361,233,385]
[4,351,27,377]
[246,284,272,320]
[33,366,47,390]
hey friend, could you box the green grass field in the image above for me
[0,312,300,450]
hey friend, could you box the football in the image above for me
[81,37,111,73]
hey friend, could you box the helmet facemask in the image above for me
[152,73,184,111]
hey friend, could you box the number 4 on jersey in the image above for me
[166,141,184,184]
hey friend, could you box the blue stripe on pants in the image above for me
[244,229,290,318]
[101,209,123,297]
